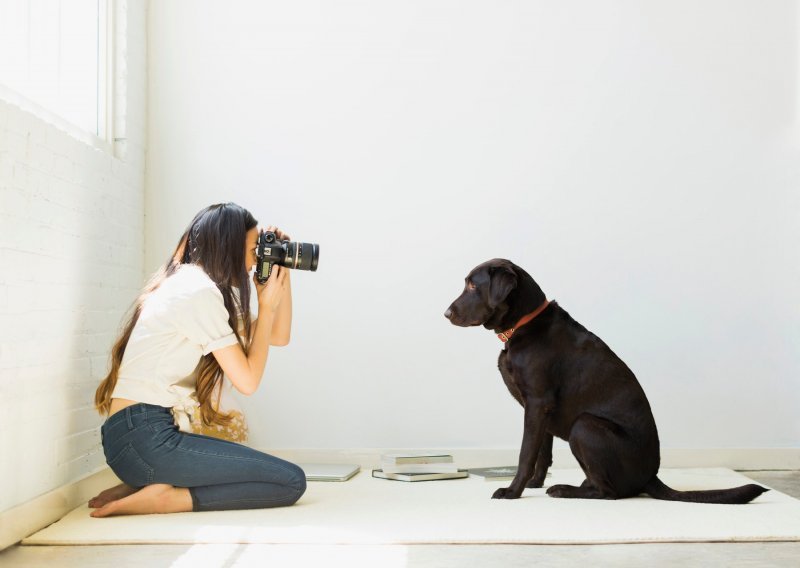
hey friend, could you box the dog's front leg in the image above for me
[527,432,553,488]
[493,399,549,499]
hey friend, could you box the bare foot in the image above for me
[88,483,139,508]
[90,484,193,517]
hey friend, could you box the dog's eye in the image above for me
[466,281,476,290]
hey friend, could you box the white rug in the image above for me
[22,468,800,545]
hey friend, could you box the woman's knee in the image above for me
[286,462,307,502]
[258,459,306,502]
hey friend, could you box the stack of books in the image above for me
[372,452,468,482]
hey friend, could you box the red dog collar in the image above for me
[498,300,551,343]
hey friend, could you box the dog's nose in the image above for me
[444,308,453,319]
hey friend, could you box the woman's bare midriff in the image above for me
[108,398,140,418]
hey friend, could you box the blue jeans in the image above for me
[100,403,306,512]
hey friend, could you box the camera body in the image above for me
[256,230,320,283]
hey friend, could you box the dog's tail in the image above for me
[644,476,768,504]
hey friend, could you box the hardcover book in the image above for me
[380,452,454,465]
[380,463,460,474]
[371,469,468,482]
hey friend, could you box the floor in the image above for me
[1,471,798,568]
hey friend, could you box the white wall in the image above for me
[147,1,800,452]
[0,1,148,513]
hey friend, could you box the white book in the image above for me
[372,469,469,482]
[380,452,454,465]
[380,463,461,474]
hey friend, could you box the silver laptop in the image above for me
[299,463,360,482]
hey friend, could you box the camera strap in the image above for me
[498,299,551,343]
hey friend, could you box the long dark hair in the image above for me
[95,203,258,427]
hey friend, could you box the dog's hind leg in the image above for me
[546,413,635,500]
[546,478,611,499]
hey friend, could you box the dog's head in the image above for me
[444,258,546,332]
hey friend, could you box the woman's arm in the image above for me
[264,225,292,346]
[270,269,292,346]
[212,265,287,395]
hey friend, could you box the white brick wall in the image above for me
[0,1,148,513]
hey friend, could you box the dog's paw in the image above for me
[546,484,573,498]
[492,487,521,500]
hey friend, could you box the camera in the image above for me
[256,230,320,283]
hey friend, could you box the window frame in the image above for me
[0,0,116,154]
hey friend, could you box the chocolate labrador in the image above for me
[445,258,767,503]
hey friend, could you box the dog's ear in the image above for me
[488,265,518,308]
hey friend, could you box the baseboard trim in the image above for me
[0,467,120,551]
[655,448,800,470]
[264,447,800,471]
[3,447,797,550]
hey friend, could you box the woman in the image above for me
[89,203,306,517]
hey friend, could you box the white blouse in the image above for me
[111,263,251,430]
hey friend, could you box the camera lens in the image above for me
[283,241,319,271]
[307,243,319,271]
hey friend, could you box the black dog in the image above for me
[445,258,768,504]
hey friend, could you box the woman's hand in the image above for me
[265,225,291,242]
[254,264,287,313]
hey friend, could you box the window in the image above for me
[0,0,111,139]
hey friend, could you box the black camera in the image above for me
[256,230,320,283]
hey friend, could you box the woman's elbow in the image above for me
[234,378,259,396]
[271,336,290,347]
